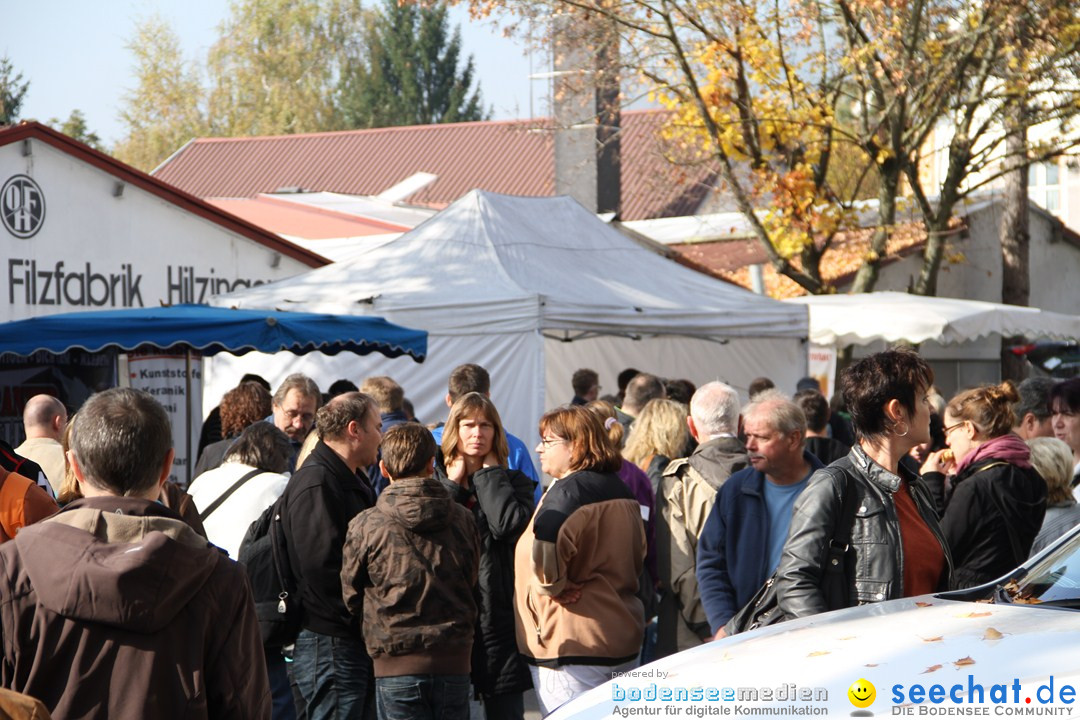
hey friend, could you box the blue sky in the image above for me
[4,0,541,147]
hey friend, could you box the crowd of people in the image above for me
[0,353,1078,719]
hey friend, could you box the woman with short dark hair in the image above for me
[515,405,646,715]
[776,349,951,619]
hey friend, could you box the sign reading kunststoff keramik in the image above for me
[0,126,326,325]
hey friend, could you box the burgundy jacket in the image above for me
[0,496,270,719]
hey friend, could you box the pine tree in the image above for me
[338,0,489,128]
[0,56,29,126]
[49,110,104,151]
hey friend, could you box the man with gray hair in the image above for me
[696,390,823,640]
[655,381,749,656]
[269,373,321,471]
[0,388,269,718]
[1014,377,1056,440]
[16,394,67,496]
[281,392,382,719]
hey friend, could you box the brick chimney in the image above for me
[551,13,621,216]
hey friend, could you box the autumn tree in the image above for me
[206,0,366,136]
[475,0,1080,299]
[338,0,489,128]
[114,15,208,171]
[0,56,29,126]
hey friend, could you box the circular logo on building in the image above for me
[1,174,46,239]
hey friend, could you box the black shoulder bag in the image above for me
[726,469,858,635]
[198,468,262,522]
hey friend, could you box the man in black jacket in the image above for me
[282,392,381,720]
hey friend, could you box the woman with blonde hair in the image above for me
[516,405,646,715]
[1026,437,1080,556]
[923,381,1047,588]
[436,392,534,720]
[623,398,690,495]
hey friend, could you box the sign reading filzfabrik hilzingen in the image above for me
[2,174,280,314]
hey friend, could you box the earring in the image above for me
[892,421,909,438]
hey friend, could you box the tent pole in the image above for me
[184,349,192,488]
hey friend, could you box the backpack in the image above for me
[237,495,302,649]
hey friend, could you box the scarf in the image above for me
[954,432,1032,476]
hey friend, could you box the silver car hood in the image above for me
[549,595,1080,718]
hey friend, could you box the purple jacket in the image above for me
[618,458,658,584]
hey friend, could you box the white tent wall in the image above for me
[203,330,546,452]
[206,192,808,469]
[543,335,806,411]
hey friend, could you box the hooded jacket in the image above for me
[939,456,1047,588]
[341,477,480,678]
[0,496,270,719]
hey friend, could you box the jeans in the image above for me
[375,674,471,720]
[289,630,374,720]
[266,649,298,720]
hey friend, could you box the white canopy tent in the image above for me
[785,291,1080,347]
[208,191,808,454]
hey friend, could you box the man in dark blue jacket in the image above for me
[696,391,823,639]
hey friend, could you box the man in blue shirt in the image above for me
[430,363,541,504]
[696,391,822,639]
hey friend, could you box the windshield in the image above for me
[1001,528,1080,607]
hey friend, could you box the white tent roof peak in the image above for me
[216,190,807,339]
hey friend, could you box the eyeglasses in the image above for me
[537,437,566,449]
[943,420,967,436]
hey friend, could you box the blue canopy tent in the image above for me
[0,304,427,483]
[0,304,427,360]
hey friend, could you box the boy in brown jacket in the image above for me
[341,423,481,720]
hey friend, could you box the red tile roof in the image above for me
[0,122,329,269]
[672,223,931,298]
[206,195,410,239]
[152,111,716,221]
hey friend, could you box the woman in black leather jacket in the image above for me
[776,349,952,619]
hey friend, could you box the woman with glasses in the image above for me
[437,392,535,720]
[515,405,646,715]
[922,382,1047,588]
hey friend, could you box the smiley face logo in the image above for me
[848,678,876,708]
